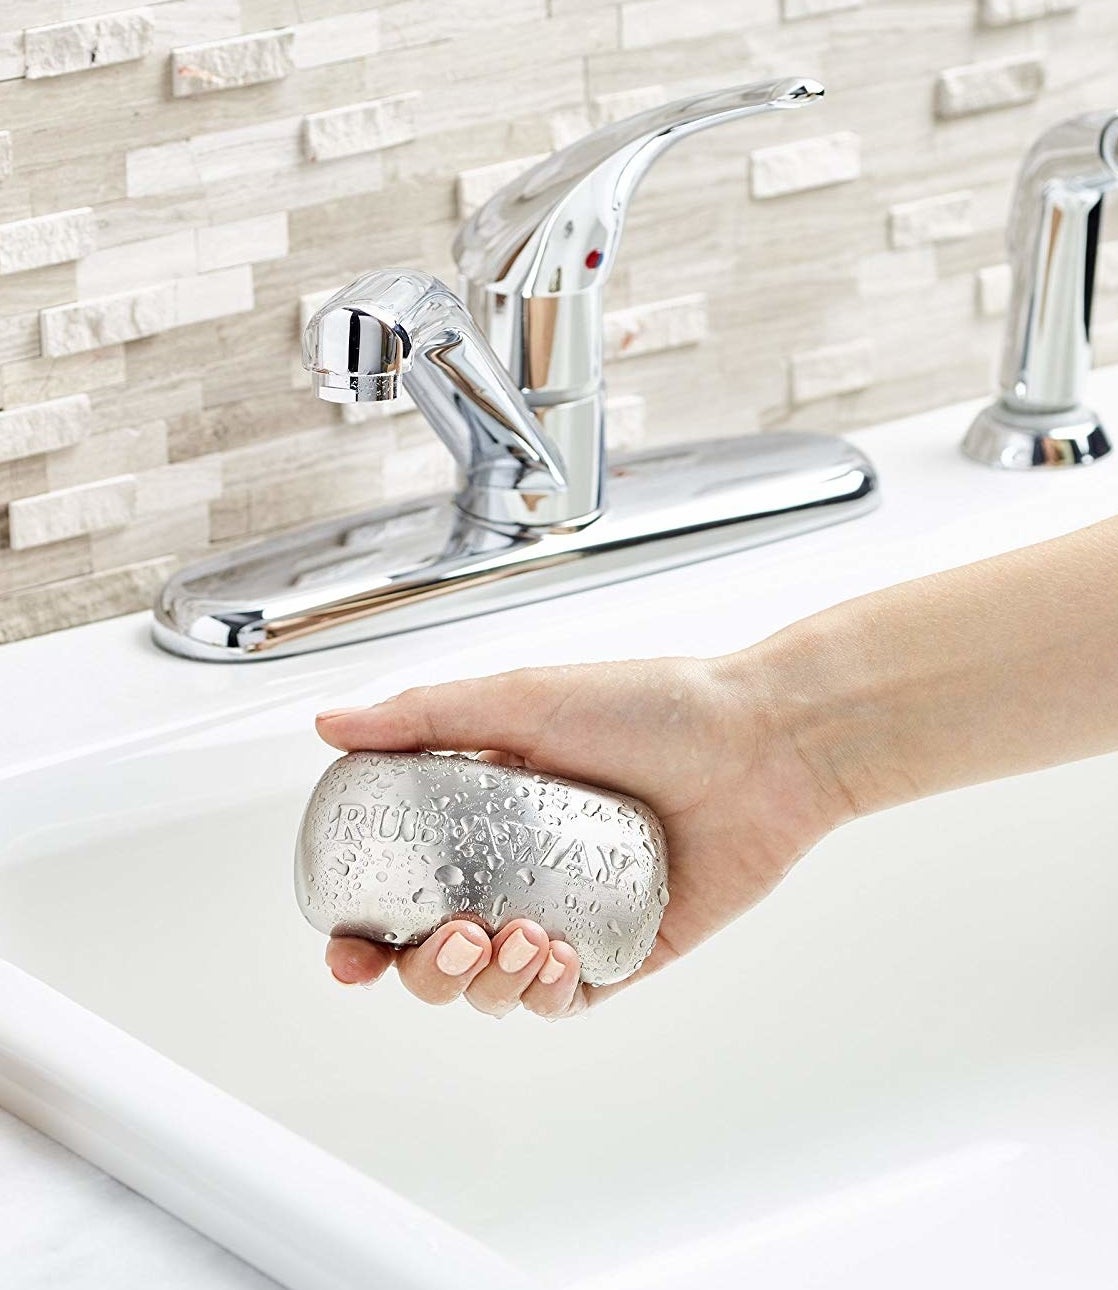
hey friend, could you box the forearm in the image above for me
[730,515,1118,821]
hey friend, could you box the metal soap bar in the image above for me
[295,751,669,987]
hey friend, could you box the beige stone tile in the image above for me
[24,9,155,80]
[247,456,384,532]
[378,0,547,50]
[89,501,211,571]
[134,455,223,515]
[8,472,137,549]
[171,30,295,98]
[936,55,1046,119]
[0,30,26,81]
[196,213,289,271]
[76,230,198,299]
[621,0,779,49]
[0,261,78,313]
[0,523,92,595]
[0,313,40,364]
[604,294,708,361]
[303,93,418,162]
[0,555,175,643]
[149,0,241,48]
[0,180,33,225]
[208,487,250,542]
[173,389,333,460]
[41,283,178,357]
[291,11,381,69]
[791,339,875,404]
[46,419,168,489]
[1,346,126,405]
[0,455,49,505]
[0,393,92,464]
[88,375,202,435]
[980,0,1078,25]
[28,147,128,214]
[0,207,95,276]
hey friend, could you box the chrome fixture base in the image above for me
[152,433,877,662]
[962,401,1112,469]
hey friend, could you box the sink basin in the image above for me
[3,378,1118,1289]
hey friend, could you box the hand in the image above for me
[314,652,853,1019]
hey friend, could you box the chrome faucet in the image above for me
[153,76,878,661]
[964,109,1118,468]
[452,77,825,527]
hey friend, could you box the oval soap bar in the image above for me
[294,751,668,986]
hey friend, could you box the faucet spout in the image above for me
[303,269,569,529]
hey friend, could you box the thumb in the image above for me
[315,669,560,758]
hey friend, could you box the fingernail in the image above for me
[497,928,538,974]
[316,707,363,721]
[435,931,484,977]
[538,952,565,986]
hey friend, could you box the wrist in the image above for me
[710,605,909,832]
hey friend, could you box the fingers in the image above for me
[521,940,585,1020]
[394,920,492,1006]
[326,922,589,1020]
[325,936,396,987]
[464,919,551,1018]
[315,669,566,757]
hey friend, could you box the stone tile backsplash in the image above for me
[0,0,1116,643]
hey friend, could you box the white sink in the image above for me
[3,376,1118,1289]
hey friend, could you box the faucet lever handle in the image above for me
[454,77,823,299]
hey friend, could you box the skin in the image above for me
[318,514,1118,1020]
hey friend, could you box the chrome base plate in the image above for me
[962,402,1113,470]
[152,433,878,661]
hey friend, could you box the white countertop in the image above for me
[4,373,1118,1287]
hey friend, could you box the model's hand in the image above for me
[314,655,853,1019]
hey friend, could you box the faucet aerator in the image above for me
[312,371,400,403]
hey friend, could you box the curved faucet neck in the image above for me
[454,78,823,305]
[451,77,824,530]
